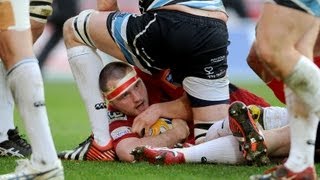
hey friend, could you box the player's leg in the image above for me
[0,0,52,158]
[178,16,230,144]
[252,2,319,179]
[132,135,245,165]
[0,0,63,178]
[60,10,125,160]
[29,0,53,41]
[132,127,289,165]
[0,61,31,158]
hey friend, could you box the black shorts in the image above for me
[107,10,229,82]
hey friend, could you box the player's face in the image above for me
[110,79,149,116]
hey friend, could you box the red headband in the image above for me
[106,71,140,101]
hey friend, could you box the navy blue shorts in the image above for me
[107,9,229,82]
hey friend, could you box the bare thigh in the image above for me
[255,3,318,78]
[0,30,34,69]
[88,11,125,61]
[257,3,317,53]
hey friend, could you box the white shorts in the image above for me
[183,75,230,106]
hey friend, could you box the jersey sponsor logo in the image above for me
[110,126,132,140]
[108,111,127,123]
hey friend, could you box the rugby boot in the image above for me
[0,159,64,180]
[131,146,185,165]
[58,135,116,161]
[0,127,31,158]
[229,101,270,166]
[250,165,317,180]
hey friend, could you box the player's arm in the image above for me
[97,0,118,11]
[132,93,192,136]
[152,93,192,121]
[115,119,189,162]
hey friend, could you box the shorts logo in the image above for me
[108,111,127,123]
[111,126,131,140]
[210,55,225,63]
[204,66,214,75]
[204,68,226,79]
[205,55,227,79]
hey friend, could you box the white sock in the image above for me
[194,120,216,144]
[0,61,15,142]
[284,55,320,115]
[284,87,318,172]
[178,135,244,164]
[263,106,288,130]
[7,59,58,167]
[205,118,232,141]
[67,46,111,146]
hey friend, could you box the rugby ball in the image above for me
[148,118,172,136]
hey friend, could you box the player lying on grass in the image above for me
[130,59,320,167]
[60,61,291,163]
[59,61,192,162]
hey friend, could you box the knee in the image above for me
[246,47,257,69]
[63,18,77,47]
[255,40,279,66]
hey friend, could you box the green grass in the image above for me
[0,81,318,179]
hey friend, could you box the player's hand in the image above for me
[132,104,161,137]
[97,0,117,11]
[172,119,190,140]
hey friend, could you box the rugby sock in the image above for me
[194,120,215,144]
[179,135,244,164]
[0,61,15,142]
[284,55,320,116]
[67,46,111,146]
[7,59,57,167]
[204,118,231,141]
[262,106,288,130]
[284,87,317,172]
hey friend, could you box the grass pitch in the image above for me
[0,81,319,179]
